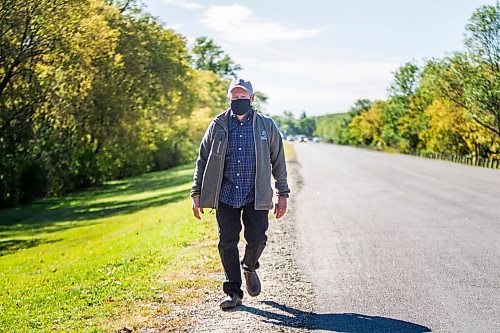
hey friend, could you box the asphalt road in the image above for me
[292,142,500,333]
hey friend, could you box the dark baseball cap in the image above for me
[228,78,253,94]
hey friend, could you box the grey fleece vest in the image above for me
[190,108,290,210]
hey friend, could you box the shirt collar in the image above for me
[230,107,253,123]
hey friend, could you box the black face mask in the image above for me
[231,99,251,115]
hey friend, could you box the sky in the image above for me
[140,0,496,116]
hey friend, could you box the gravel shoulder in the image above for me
[186,158,315,332]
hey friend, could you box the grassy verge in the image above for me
[0,164,220,332]
[283,141,297,162]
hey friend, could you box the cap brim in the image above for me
[230,85,252,93]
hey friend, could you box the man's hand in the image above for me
[274,196,287,219]
[192,195,204,220]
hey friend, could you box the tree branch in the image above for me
[470,114,500,137]
[119,0,132,13]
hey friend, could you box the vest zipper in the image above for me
[213,123,227,210]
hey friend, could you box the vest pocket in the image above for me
[212,131,224,155]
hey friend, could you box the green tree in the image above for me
[329,99,372,144]
[0,0,119,204]
[0,0,232,207]
[380,62,421,148]
[348,99,373,116]
[272,111,299,137]
[388,61,420,101]
[190,37,242,78]
[397,61,439,151]
[314,113,350,143]
[297,111,316,137]
[436,3,499,137]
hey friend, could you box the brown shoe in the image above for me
[219,293,242,310]
[244,270,261,297]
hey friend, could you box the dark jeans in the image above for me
[216,201,269,299]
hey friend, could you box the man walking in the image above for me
[190,78,290,310]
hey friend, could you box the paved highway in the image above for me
[293,142,500,333]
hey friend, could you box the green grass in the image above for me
[0,164,220,332]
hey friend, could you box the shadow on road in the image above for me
[233,300,431,332]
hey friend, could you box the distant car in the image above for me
[298,136,308,143]
[312,137,322,143]
[286,136,295,142]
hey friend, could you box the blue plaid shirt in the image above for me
[219,109,256,208]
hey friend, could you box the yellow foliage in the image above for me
[421,99,499,158]
[186,70,230,142]
[348,101,383,147]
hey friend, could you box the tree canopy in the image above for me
[0,0,236,207]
